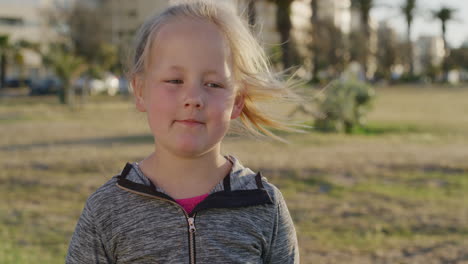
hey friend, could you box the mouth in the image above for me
[175,119,204,126]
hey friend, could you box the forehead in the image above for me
[148,17,232,69]
[157,17,226,44]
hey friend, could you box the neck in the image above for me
[139,145,231,199]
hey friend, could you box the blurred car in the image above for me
[118,77,130,95]
[73,73,120,96]
[5,78,31,88]
[29,77,63,95]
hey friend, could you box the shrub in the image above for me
[314,79,375,133]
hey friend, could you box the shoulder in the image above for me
[233,169,287,207]
[87,176,119,200]
[83,175,124,215]
[227,155,286,206]
[260,176,287,207]
[229,156,277,195]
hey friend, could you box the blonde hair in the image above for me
[128,0,302,141]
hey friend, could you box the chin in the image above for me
[170,142,214,159]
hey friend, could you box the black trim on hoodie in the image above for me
[223,173,231,192]
[116,162,274,214]
[255,172,265,189]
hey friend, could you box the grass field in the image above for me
[1,85,467,263]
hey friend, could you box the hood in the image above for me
[115,155,273,215]
[123,155,262,194]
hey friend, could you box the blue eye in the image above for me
[166,79,183,84]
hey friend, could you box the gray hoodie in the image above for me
[66,156,299,264]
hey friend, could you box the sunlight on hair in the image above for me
[128,0,307,142]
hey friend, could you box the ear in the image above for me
[132,76,146,112]
[230,93,245,120]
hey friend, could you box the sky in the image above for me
[1,0,467,48]
[372,0,468,48]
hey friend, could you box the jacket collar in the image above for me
[125,155,260,194]
[115,155,273,214]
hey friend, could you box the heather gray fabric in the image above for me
[66,156,299,263]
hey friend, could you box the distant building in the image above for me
[90,0,361,79]
[289,0,352,78]
[289,0,380,80]
[95,0,169,53]
[245,0,280,48]
[317,0,351,34]
[414,35,445,75]
[461,37,468,48]
[0,0,56,81]
[95,0,279,61]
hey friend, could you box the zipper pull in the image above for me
[188,217,196,233]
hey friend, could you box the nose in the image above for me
[184,98,203,109]
[183,85,204,109]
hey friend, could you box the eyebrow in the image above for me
[169,65,183,71]
[168,65,224,76]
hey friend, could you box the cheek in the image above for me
[211,95,235,119]
[146,86,176,109]
[145,89,177,128]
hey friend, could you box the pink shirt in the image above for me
[175,193,209,214]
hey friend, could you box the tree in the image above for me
[68,2,105,63]
[0,36,34,88]
[445,46,468,71]
[350,0,374,79]
[282,0,348,82]
[348,31,367,76]
[433,7,456,55]
[432,6,456,80]
[42,1,119,105]
[43,44,87,105]
[0,35,9,88]
[310,0,320,82]
[44,1,117,77]
[401,0,417,76]
[270,0,295,69]
[375,23,398,81]
[311,19,348,81]
[246,0,257,27]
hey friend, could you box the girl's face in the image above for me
[133,17,244,158]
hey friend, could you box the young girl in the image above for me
[66,1,299,263]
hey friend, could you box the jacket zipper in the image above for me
[187,216,196,264]
[116,184,197,264]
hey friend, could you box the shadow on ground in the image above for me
[0,134,154,151]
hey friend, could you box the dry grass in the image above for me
[1,86,468,263]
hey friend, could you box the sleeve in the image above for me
[66,201,112,264]
[264,188,300,264]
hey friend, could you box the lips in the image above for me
[175,119,204,126]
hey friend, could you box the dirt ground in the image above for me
[1,85,467,263]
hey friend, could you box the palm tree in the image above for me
[351,0,374,79]
[43,45,87,105]
[433,6,456,80]
[14,40,41,86]
[433,6,456,55]
[0,35,30,89]
[401,0,416,76]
